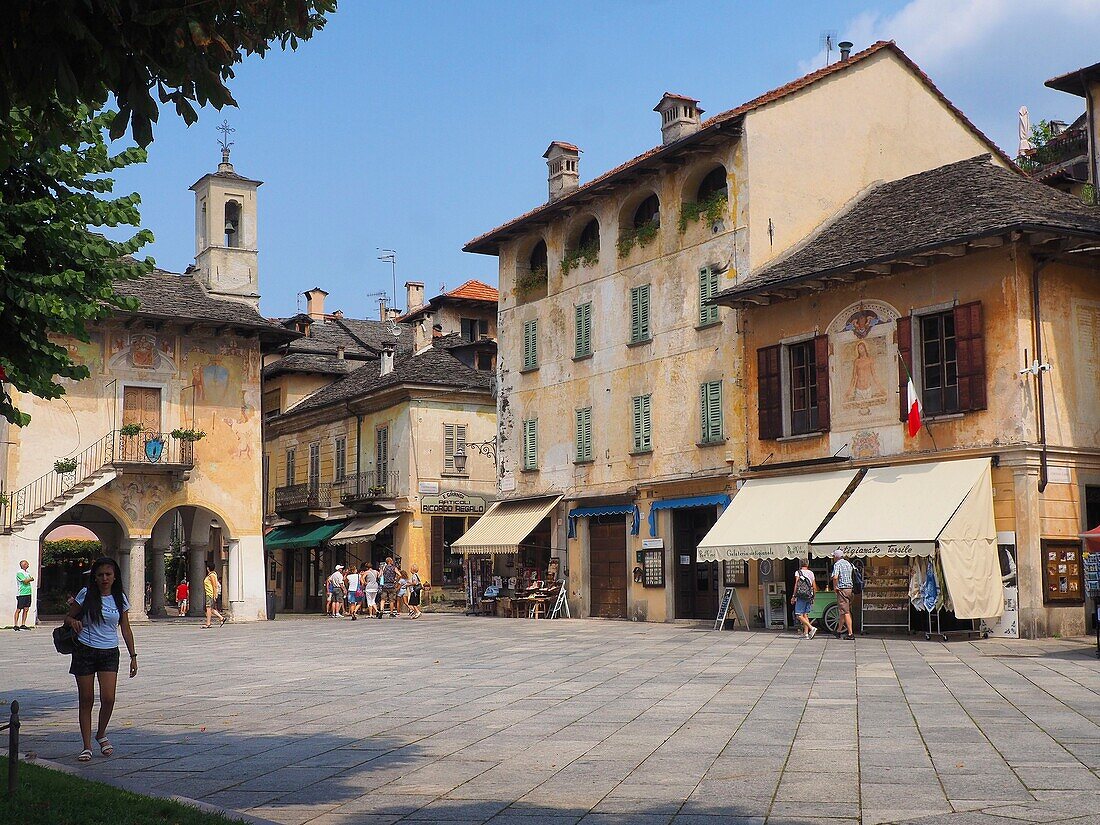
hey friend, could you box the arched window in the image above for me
[578,218,600,252]
[224,201,241,248]
[632,194,661,228]
[529,240,547,274]
[696,166,727,203]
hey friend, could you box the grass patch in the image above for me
[0,757,243,824]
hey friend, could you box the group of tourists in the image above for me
[325,556,425,620]
[790,549,858,641]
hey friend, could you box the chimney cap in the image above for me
[303,286,328,296]
[543,141,581,158]
[653,92,703,113]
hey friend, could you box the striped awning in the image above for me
[327,514,400,546]
[452,494,563,555]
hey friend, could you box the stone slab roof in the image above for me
[277,316,413,359]
[714,156,1100,304]
[262,353,353,379]
[465,42,1014,255]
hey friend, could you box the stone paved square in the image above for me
[2,616,1100,824]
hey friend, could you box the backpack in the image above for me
[794,571,814,600]
[852,564,864,595]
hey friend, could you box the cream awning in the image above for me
[811,458,1002,620]
[697,470,859,562]
[451,494,562,555]
[327,514,400,546]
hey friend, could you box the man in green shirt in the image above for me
[14,559,33,630]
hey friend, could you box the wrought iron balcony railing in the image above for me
[274,482,334,512]
[335,471,400,503]
[115,431,196,467]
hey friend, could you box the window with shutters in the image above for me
[630,285,651,343]
[918,311,959,415]
[574,302,593,358]
[698,266,720,327]
[522,319,538,371]
[376,426,389,479]
[787,341,819,435]
[757,334,830,440]
[631,394,652,453]
[574,407,593,463]
[699,381,723,444]
[334,437,347,482]
[522,419,538,470]
[285,448,296,486]
[308,442,320,489]
[443,423,468,474]
[900,301,985,420]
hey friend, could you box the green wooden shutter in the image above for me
[523,319,537,370]
[633,395,652,451]
[631,285,650,342]
[700,381,723,442]
[699,266,719,326]
[574,302,592,356]
[523,419,538,470]
[574,407,592,462]
[575,305,584,357]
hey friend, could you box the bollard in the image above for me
[6,700,17,797]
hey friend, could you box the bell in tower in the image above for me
[189,121,263,307]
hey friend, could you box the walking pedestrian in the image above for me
[202,562,227,628]
[363,562,379,618]
[346,565,362,620]
[327,565,346,617]
[14,559,34,630]
[379,557,398,617]
[830,549,856,640]
[63,557,137,762]
[175,578,189,617]
[791,559,817,639]
[407,565,423,618]
[395,568,409,616]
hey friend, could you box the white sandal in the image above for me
[78,749,92,762]
[96,735,113,756]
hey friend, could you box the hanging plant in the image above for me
[54,458,78,474]
[560,242,599,275]
[516,265,548,296]
[119,423,142,437]
[678,191,728,233]
[170,428,207,442]
[617,219,660,258]
[0,493,8,507]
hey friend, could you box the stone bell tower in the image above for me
[190,122,262,307]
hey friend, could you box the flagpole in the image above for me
[897,352,938,452]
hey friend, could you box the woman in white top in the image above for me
[346,567,362,621]
[362,564,380,618]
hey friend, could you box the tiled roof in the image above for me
[399,280,498,321]
[262,353,354,379]
[464,42,1015,255]
[279,336,492,418]
[113,270,296,342]
[714,156,1100,303]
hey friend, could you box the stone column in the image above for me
[227,538,242,616]
[127,538,148,621]
[150,547,167,617]
[118,550,130,601]
[189,545,207,618]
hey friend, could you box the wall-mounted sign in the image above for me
[418,481,440,494]
[499,474,516,492]
[1047,466,1071,485]
[642,538,664,550]
[421,490,488,515]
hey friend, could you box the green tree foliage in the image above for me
[41,538,102,566]
[0,107,152,426]
[0,2,337,161]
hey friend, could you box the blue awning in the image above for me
[567,504,640,538]
[648,494,730,536]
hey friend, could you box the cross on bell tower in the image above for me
[189,121,263,307]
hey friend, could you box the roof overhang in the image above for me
[1046,61,1100,97]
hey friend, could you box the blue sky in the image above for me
[111,0,1100,319]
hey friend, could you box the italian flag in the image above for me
[906,374,922,438]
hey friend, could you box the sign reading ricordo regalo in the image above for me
[421,490,488,515]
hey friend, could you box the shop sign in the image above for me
[421,490,487,515]
[641,538,664,550]
[813,541,934,558]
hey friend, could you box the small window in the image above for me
[698,266,720,327]
[476,351,494,371]
[574,407,592,463]
[574,302,593,358]
[523,319,538,370]
[461,318,489,341]
[334,437,347,482]
[699,380,723,443]
[919,311,959,415]
[642,549,664,586]
[443,423,467,474]
[285,448,296,487]
[632,394,652,452]
[523,419,538,470]
[630,285,651,343]
[308,443,320,489]
[788,341,819,435]
[632,194,660,229]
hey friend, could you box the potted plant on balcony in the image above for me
[54,457,78,474]
[170,428,206,442]
[119,423,142,437]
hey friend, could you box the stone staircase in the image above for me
[3,467,117,534]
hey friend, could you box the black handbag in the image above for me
[52,624,77,655]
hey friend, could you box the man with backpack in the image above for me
[790,559,817,639]
[830,549,857,640]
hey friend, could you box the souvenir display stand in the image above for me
[860,557,911,633]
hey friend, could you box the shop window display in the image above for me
[1042,540,1084,604]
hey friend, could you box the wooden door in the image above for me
[122,386,162,431]
[431,517,446,586]
[674,508,720,619]
[589,516,628,619]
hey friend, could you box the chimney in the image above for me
[378,297,388,321]
[543,142,581,201]
[336,345,345,360]
[654,93,703,145]
[838,41,853,61]
[405,281,425,313]
[303,287,328,322]
[380,343,395,376]
[414,313,434,352]
[432,323,443,339]
[387,307,401,322]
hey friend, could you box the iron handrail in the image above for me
[0,433,114,530]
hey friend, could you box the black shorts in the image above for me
[16,594,31,610]
[409,590,421,607]
[69,642,120,676]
